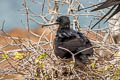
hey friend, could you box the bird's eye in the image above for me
[56,18,62,23]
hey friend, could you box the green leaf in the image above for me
[2,53,8,59]
[106,64,113,71]
[39,53,48,59]
[37,61,44,68]
[14,52,23,59]
[114,53,118,56]
[91,62,95,68]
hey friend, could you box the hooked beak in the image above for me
[42,22,59,27]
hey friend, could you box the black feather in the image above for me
[54,16,94,65]
[91,0,120,29]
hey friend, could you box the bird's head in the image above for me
[56,16,70,28]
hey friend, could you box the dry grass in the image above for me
[0,0,120,80]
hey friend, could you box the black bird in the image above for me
[54,16,94,65]
[91,0,120,29]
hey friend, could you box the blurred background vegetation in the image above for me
[0,0,105,31]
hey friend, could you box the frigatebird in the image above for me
[54,16,94,65]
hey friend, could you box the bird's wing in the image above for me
[105,4,120,22]
[59,38,85,52]
[54,37,83,58]
[56,29,79,42]
[91,5,116,29]
[79,2,103,11]
[79,0,120,11]
[91,4,120,29]
[90,0,120,29]
[60,38,93,55]
[60,32,93,54]
[91,0,120,11]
